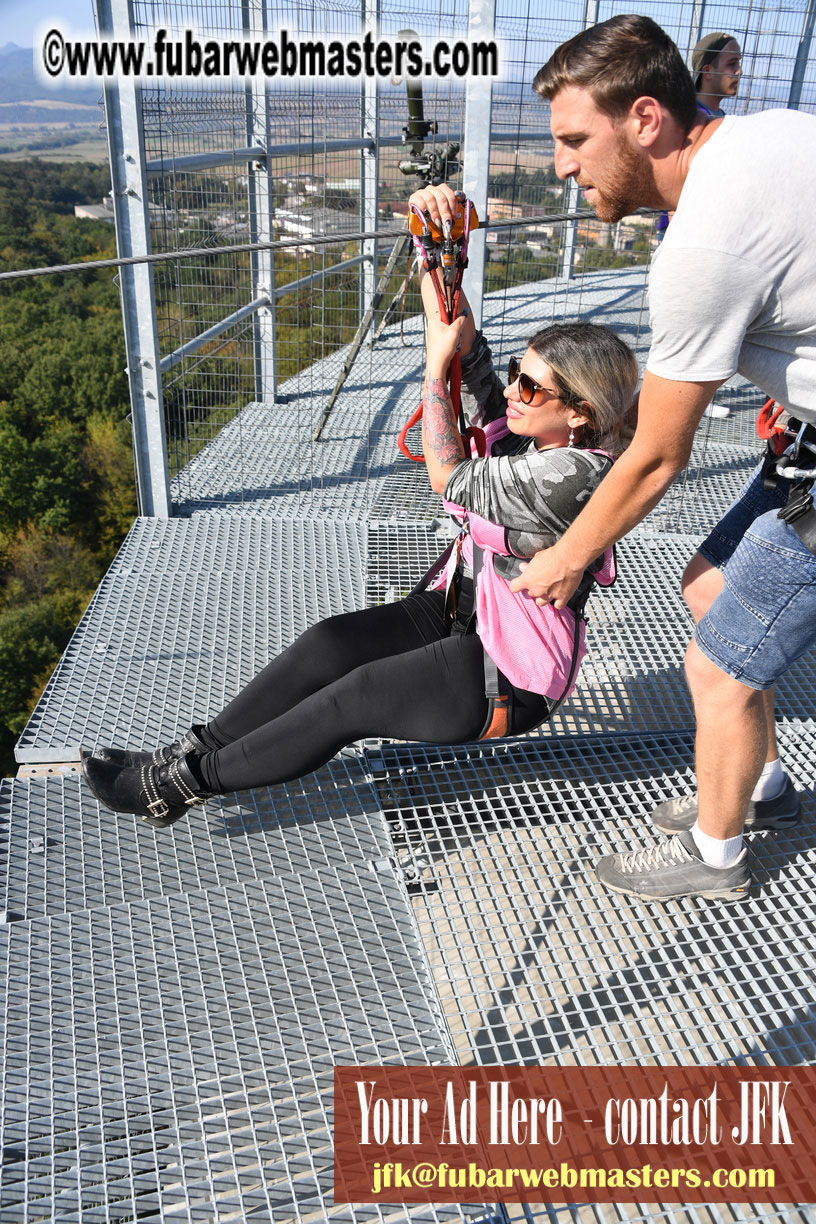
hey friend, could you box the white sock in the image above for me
[751,758,786,803]
[691,822,746,868]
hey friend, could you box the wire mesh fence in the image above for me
[97,0,816,516]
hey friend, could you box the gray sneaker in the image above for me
[651,775,800,835]
[596,829,751,902]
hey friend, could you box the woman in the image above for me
[82,272,638,828]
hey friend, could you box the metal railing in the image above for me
[81,0,816,516]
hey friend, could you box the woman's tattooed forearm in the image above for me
[423,375,465,467]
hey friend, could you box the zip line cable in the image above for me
[0,209,653,282]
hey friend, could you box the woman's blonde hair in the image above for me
[527,321,638,458]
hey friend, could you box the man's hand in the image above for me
[508,542,585,609]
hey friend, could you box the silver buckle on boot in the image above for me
[145,796,170,818]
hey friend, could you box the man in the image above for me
[692,31,742,116]
[410,14,816,903]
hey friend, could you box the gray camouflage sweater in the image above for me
[444,330,611,557]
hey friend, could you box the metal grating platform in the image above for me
[110,516,367,579]
[15,519,366,764]
[643,443,762,536]
[170,343,425,520]
[7,266,816,1222]
[503,1202,813,1223]
[0,761,390,922]
[0,863,495,1224]
[362,525,816,738]
[366,721,816,1070]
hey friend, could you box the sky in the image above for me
[3,0,96,47]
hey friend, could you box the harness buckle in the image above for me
[779,483,815,525]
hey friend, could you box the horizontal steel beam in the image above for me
[271,252,369,299]
[159,294,270,373]
[159,254,370,373]
[146,145,266,175]
[144,130,554,176]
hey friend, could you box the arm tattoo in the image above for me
[423,375,466,469]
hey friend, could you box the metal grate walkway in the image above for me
[5,269,816,1222]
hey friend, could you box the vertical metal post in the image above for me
[687,0,708,59]
[788,0,816,110]
[558,180,581,280]
[559,0,599,281]
[244,0,278,401]
[97,0,171,517]
[462,0,496,329]
[360,0,380,321]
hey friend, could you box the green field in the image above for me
[0,125,108,162]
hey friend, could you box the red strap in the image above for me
[757,399,788,455]
[465,426,487,457]
[397,403,426,462]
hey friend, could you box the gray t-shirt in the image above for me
[445,331,611,556]
[646,110,816,423]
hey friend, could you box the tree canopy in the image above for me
[0,161,136,774]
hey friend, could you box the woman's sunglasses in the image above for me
[507,356,563,405]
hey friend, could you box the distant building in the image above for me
[74,202,115,223]
[274,206,359,252]
[487,197,524,220]
[326,178,360,192]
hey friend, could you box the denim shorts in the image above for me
[698,462,789,569]
[695,465,816,689]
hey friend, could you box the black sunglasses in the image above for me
[507,356,563,405]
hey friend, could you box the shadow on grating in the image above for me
[365,723,816,1074]
[0,757,391,922]
[643,443,760,537]
[0,863,497,1224]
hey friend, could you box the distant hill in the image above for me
[0,46,100,107]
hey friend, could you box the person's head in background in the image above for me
[692,33,742,116]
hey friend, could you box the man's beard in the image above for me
[584,134,658,224]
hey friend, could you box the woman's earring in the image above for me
[568,428,575,448]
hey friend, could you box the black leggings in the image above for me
[190,591,552,794]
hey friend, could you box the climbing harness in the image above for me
[411,430,618,741]
[397,196,484,462]
[470,522,616,740]
[758,400,816,554]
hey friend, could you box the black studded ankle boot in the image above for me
[81,752,213,828]
[86,724,211,772]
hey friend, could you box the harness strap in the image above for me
[472,541,605,741]
[411,507,616,742]
[471,541,512,739]
[779,479,816,555]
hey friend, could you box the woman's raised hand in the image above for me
[424,313,468,379]
[408,183,463,230]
